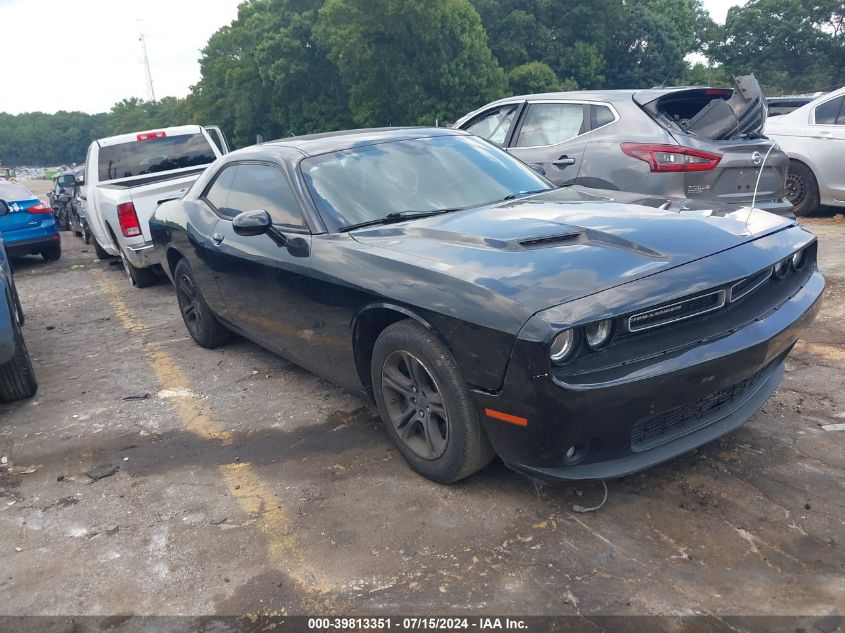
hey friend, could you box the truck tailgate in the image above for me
[110,172,201,242]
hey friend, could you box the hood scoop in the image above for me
[518,231,582,249]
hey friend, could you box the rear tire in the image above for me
[174,259,231,348]
[0,327,37,403]
[93,238,112,260]
[371,320,495,483]
[40,244,61,262]
[119,248,158,288]
[786,161,820,217]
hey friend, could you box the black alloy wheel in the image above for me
[381,350,449,460]
[371,320,495,483]
[173,259,230,348]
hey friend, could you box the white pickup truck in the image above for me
[80,125,228,286]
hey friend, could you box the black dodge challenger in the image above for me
[149,128,824,483]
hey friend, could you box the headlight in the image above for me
[584,319,613,350]
[773,258,790,279]
[550,329,576,364]
[791,248,807,271]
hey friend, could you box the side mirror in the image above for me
[76,176,84,186]
[528,163,546,177]
[0,200,9,217]
[233,209,272,237]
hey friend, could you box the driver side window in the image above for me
[226,164,305,230]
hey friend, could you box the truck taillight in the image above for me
[137,131,166,141]
[621,143,722,172]
[117,202,142,237]
[26,201,53,214]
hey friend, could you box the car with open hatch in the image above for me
[149,128,823,483]
[454,75,794,218]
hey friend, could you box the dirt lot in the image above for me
[1,180,844,621]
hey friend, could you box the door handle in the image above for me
[552,155,576,168]
[212,232,225,245]
[815,131,834,139]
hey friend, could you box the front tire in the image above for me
[786,161,820,217]
[0,327,37,403]
[40,244,61,262]
[174,259,231,349]
[371,320,494,483]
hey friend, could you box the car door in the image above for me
[506,101,590,186]
[204,161,328,370]
[808,94,845,200]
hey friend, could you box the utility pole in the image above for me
[139,32,156,102]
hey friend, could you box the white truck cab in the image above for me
[80,125,228,286]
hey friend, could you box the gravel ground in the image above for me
[0,180,843,622]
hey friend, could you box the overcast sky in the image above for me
[0,0,747,116]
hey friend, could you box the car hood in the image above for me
[349,186,793,314]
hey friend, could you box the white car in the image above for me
[765,86,845,216]
[80,125,228,286]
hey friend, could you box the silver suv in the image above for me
[454,76,793,217]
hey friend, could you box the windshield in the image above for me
[0,182,34,201]
[57,175,76,187]
[301,134,551,231]
[98,133,216,182]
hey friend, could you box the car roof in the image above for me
[239,127,469,158]
[482,87,724,107]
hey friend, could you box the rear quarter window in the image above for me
[814,96,844,125]
[98,133,216,182]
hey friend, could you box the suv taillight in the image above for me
[621,143,722,172]
[117,202,142,237]
[26,201,53,214]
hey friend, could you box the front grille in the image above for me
[630,366,767,451]
[730,266,773,302]
[628,290,726,332]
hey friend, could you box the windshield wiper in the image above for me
[501,187,556,202]
[338,208,462,232]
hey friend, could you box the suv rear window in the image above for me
[98,133,216,182]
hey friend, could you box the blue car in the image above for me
[0,229,37,402]
[0,181,62,261]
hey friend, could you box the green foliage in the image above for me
[0,0,841,165]
[711,0,845,95]
[315,0,506,126]
[507,61,560,94]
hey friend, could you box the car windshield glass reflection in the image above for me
[301,135,551,230]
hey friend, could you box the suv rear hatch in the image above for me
[633,75,789,208]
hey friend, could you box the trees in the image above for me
[315,0,506,127]
[712,0,845,95]
[2,0,843,166]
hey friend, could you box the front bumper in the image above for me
[471,261,824,481]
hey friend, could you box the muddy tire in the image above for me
[371,319,494,483]
[786,161,820,217]
[0,326,37,403]
[93,238,112,260]
[174,259,231,349]
[119,248,158,288]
